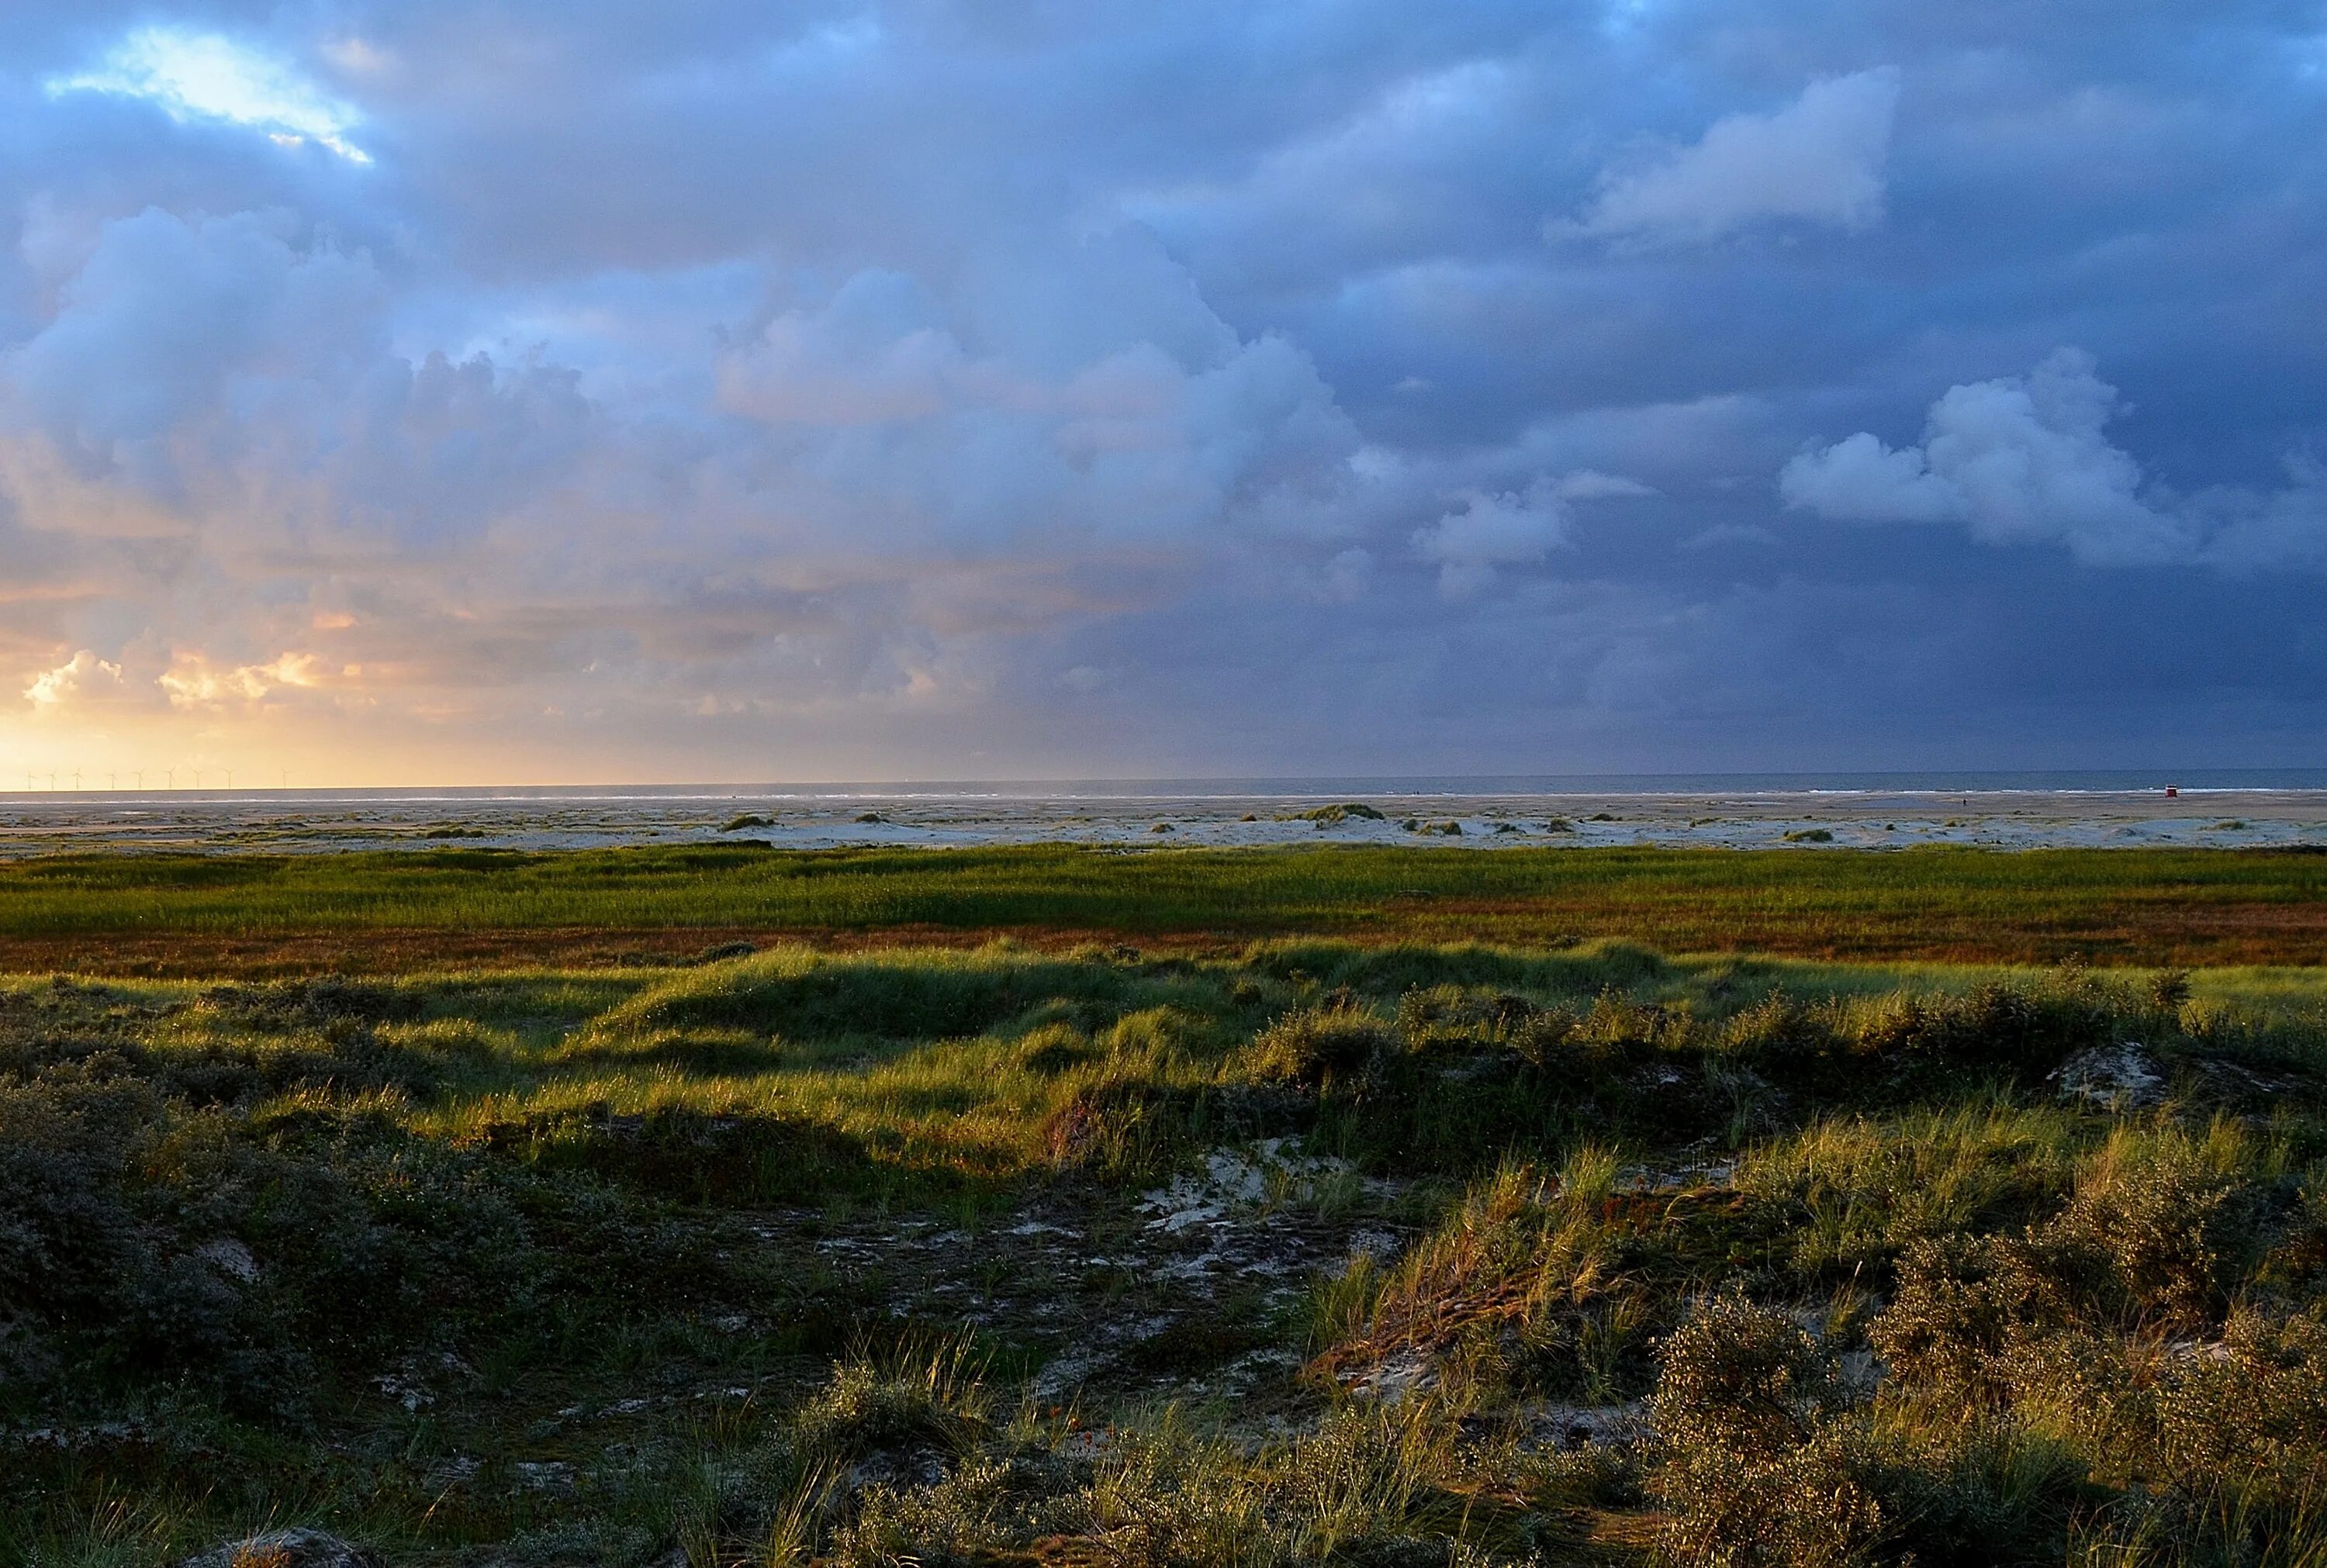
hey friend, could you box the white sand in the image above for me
[0,787,2321,856]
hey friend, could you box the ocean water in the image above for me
[5,767,2322,806]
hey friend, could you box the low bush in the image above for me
[1246,1003,1399,1090]
[1291,803,1386,825]
[1648,1295,1883,1568]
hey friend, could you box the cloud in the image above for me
[710,231,1363,553]
[0,208,601,568]
[47,26,372,164]
[0,204,1368,753]
[2,6,2325,778]
[1778,430,1962,523]
[158,651,338,711]
[1321,546,1374,601]
[4,209,384,473]
[1412,479,1571,596]
[1780,348,2327,568]
[717,270,979,427]
[1578,68,1900,243]
[2188,457,2327,571]
[23,649,128,710]
[1780,348,2190,564]
[1682,523,1781,551]
[1553,468,1658,500]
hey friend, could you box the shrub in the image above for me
[2153,1308,2327,1511]
[1653,1295,2091,1566]
[1721,989,1847,1064]
[1648,1295,1883,1568]
[1293,803,1386,824]
[1572,989,1689,1061]
[794,1344,992,1466]
[1063,1422,1279,1563]
[2041,1124,2248,1329]
[1246,1004,1399,1091]
[830,1456,1034,1568]
[1869,1233,2062,1411]
[1394,986,1543,1053]
[1844,980,2125,1079]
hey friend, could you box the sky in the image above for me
[1,2,2323,786]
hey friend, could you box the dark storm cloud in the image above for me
[0,0,2322,775]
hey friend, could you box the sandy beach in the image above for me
[0,785,2322,857]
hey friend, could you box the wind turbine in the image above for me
[164,767,175,790]
[71,769,81,791]
[47,771,56,791]
[133,771,144,790]
[223,768,234,790]
[192,768,203,790]
[107,772,116,791]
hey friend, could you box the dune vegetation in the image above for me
[7,923,2327,1566]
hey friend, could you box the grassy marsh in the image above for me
[4,843,2327,972]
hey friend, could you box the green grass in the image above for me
[8,920,2327,1564]
[7,842,2327,970]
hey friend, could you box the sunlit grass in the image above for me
[5,842,2327,967]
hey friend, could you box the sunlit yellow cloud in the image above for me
[24,650,126,709]
[158,651,337,711]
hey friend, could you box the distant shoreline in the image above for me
[0,784,2325,856]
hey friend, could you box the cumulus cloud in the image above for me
[23,649,128,710]
[0,207,603,574]
[158,651,338,710]
[717,270,979,427]
[1413,480,1571,596]
[5,209,382,474]
[1578,68,1900,243]
[2,5,2324,777]
[1779,430,1961,523]
[711,231,1362,552]
[0,202,1367,758]
[1781,349,2327,568]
